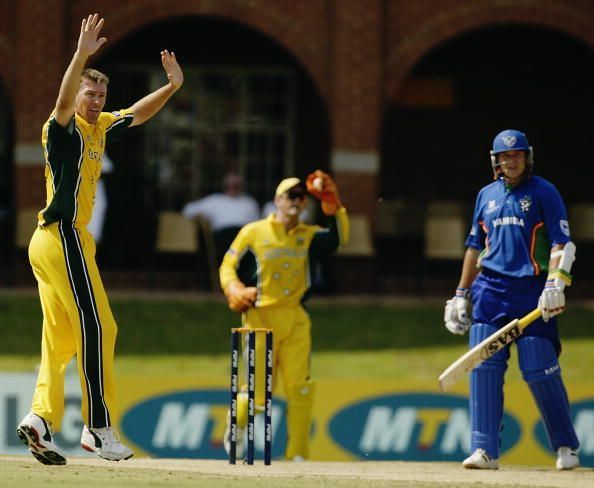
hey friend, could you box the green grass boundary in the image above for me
[2,293,594,355]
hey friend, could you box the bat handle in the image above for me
[518,308,542,331]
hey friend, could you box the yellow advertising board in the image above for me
[112,375,594,466]
[2,372,592,466]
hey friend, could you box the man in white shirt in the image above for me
[182,173,260,262]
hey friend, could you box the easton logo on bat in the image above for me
[480,324,522,358]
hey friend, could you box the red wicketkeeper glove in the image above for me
[306,170,343,216]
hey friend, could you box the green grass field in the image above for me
[2,338,594,382]
[1,291,594,380]
[2,291,594,356]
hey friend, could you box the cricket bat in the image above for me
[438,308,542,392]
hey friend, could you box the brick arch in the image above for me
[385,1,594,101]
[72,0,330,105]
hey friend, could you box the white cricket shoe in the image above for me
[462,448,499,469]
[223,410,246,460]
[16,412,67,466]
[556,446,579,470]
[81,425,133,461]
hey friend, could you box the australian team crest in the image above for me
[296,237,305,246]
[519,195,532,212]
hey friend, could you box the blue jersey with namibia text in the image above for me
[466,176,571,278]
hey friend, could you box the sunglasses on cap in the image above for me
[286,188,306,200]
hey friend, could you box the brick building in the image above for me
[1,0,593,293]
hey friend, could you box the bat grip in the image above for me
[518,308,542,331]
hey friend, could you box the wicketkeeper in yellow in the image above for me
[16,13,183,465]
[220,171,349,460]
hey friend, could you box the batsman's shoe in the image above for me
[462,448,499,469]
[81,425,134,461]
[556,447,580,470]
[223,411,246,459]
[16,412,66,466]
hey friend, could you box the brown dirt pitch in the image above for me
[1,456,593,488]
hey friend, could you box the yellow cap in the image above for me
[275,177,302,197]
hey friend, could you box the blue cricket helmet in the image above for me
[490,129,534,177]
[492,129,531,154]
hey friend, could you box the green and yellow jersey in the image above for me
[39,109,134,227]
[220,208,349,307]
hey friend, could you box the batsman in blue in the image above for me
[444,129,580,470]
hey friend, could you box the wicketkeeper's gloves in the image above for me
[224,281,257,312]
[306,170,343,216]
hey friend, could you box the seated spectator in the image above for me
[182,173,260,262]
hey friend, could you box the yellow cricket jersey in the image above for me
[220,208,349,307]
[39,109,134,227]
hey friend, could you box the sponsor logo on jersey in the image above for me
[485,200,499,214]
[492,216,524,228]
[113,111,121,117]
[560,220,570,237]
[263,248,308,260]
[121,389,287,459]
[534,399,594,467]
[519,195,532,212]
[328,393,521,461]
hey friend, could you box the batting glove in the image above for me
[538,280,565,322]
[444,288,471,335]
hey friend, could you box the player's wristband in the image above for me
[455,287,470,298]
[546,269,572,286]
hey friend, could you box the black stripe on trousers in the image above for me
[59,222,110,428]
